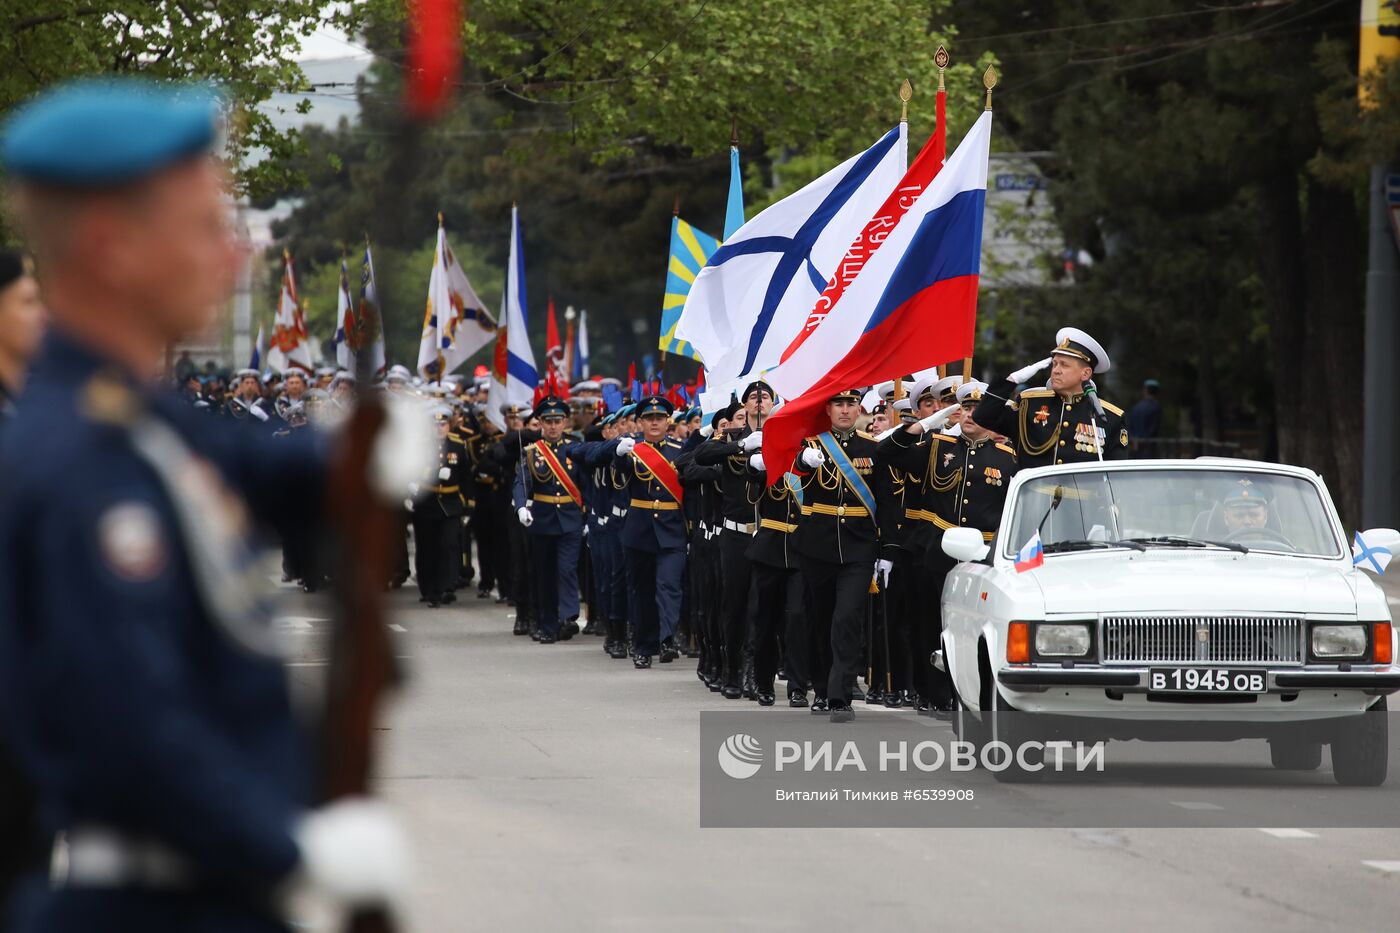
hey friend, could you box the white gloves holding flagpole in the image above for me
[800,447,825,470]
[293,797,409,909]
[739,431,763,453]
[748,453,766,472]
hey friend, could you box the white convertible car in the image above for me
[938,459,1399,785]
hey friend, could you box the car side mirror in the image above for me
[1353,528,1400,574]
[942,527,990,563]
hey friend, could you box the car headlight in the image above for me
[1034,623,1092,658]
[1311,624,1367,659]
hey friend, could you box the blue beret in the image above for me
[1,78,220,186]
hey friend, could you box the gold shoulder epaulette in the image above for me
[856,430,875,440]
[1100,399,1125,417]
[1020,387,1055,399]
[447,432,464,443]
[995,441,1016,456]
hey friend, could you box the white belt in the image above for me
[611,505,627,517]
[593,515,609,527]
[723,519,755,535]
[54,828,191,889]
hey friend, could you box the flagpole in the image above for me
[894,78,913,396]
[964,62,997,384]
[936,46,950,385]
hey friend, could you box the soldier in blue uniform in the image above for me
[513,396,585,644]
[601,396,689,668]
[0,79,405,932]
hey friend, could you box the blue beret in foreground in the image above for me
[1,78,220,186]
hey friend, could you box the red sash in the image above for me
[533,442,583,507]
[632,442,684,505]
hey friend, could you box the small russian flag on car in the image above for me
[1015,531,1045,573]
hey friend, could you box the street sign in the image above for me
[1388,173,1400,254]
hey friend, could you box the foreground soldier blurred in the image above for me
[0,80,407,932]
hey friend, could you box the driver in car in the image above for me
[1221,480,1270,533]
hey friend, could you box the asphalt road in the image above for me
[278,581,1400,932]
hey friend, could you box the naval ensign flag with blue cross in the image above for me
[676,124,908,413]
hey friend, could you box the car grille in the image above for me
[1100,616,1305,666]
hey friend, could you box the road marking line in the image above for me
[1259,828,1317,839]
[1170,801,1224,811]
[389,624,407,633]
[1362,860,1400,873]
[275,616,327,630]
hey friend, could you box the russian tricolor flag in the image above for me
[763,111,992,483]
[1014,531,1045,573]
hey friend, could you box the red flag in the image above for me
[405,0,462,120]
[546,296,562,361]
[696,365,705,391]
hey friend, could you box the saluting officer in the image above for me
[603,396,689,668]
[972,327,1128,467]
[513,396,585,644]
[885,380,1019,713]
[790,388,881,722]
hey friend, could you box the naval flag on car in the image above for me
[1014,531,1045,573]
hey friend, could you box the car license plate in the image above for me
[1149,668,1267,694]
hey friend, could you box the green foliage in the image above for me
[0,1,333,199]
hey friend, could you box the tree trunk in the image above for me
[1254,168,1309,467]
[1303,179,1364,526]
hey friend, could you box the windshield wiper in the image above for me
[1042,539,1146,554]
[1125,535,1249,554]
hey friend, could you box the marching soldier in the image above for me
[494,403,537,635]
[971,327,1128,466]
[884,380,1019,713]
[601,396,688,668]
[693,384,769,699]
[0,78,406,931]
[742,436,806,707]
[790,388,881,722]
[467,417,507,600]
[678,410,727,689]
[224,368,271,424]
[410,408,469,608]
[571,412,631,658]
[513,396,585,644]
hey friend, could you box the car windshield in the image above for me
[1002,468,1342,559]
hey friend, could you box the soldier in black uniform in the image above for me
[410,408,470,608]
[972,327,1128,467]
[869,397,912,707]
[493,403,537,634]
[884,381,1019,712]
[693,382,770,699]
[790,388,881,722]
[743,438,806,707]
[468,416,507,599]
[678,406,729,689]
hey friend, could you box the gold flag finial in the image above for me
[935,45,949,91]
[983,63,998,110]
[898,78,913,122]
[729,117,738,148]
[282,248,291,263]
[437,211,444,227]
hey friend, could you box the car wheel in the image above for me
[1268,738,1322,771]
[1329,697,1388,787]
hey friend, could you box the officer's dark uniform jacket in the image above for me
[512,435,585,535]
[790,428,881,565]
[883,426,1019,542]
[603,434,688,552]
[693,427,760,531]
[973,382,1128,468]
[745,468,803,569]
[679,442,723,544]
[427,431,470,518]
[0,333,321,896]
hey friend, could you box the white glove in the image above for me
[875,558,893,586]
[517,506,533,527]
[367,397,437,504]
[915,403,960,434]
[1009,356,1053,385]
[699,424,715,438]
[875,425,899,442]
[293,798,409,909]
[407,481,420,497]
[438,466,451,481]
[616,436,636,456]
[739,430,763,452]
[748,452,766,472]
[402,498,414,513]
[249,404,270,423]
[800,447,826,470]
